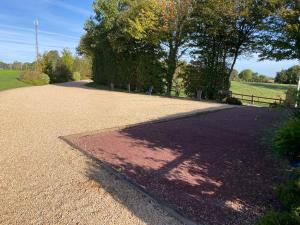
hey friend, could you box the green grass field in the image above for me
[0,70,30,91]
[230,81,295,100]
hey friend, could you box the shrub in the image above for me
[285,87,299,108]
[52,62,72,83]
[293,110,300,119]
[274,118,300,159]
[19,71,50,86]
[72,71,81,81]
[257,210,298,225]
[257,171,300,225]
[277,178,300,209]
[291,206,300,223]
[225,97,243,105]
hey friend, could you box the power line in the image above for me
[0,24,81,40]
[0,39,69,49]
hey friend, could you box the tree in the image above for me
[73,56,92,79]
[259,0,300,61]
[275,65,300,84]
[40,50,60,82]
[0,61,8,69]
[230,69,239,81]
[79,0,165,92]
[257,74,269,83]
[158,0,193,95]
[61,48,74,73]
[39,49,77,83]
[239,69,253,81]
[189,0,274,99]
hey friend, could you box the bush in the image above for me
[225,97,243,105]
[293,110,300,119]
[257,210,298,225]
[285,87,299,108]
[52,62,72,83]
[72,71,81,81]
[291,206,300,222]
[274,118,300,159]
[257,170,300,225]
[19,71,50,86]
[277,178,300,209]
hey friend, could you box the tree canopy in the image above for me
[78,0,298,99]
[275,65,300,84]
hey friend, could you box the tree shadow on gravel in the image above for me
[85,158,181,225]
[78,107,290,225]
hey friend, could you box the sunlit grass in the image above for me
[0,70,30,91]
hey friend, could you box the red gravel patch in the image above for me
[67,107,288,225]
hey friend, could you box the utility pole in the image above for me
[34,20,39,64]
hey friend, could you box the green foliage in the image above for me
[79,0,165,93]
[53,61,72,83]
[257,210,298,225]
[39,49,87,83]
[224,97,242,105]
[258,169,300,225]
[277,178,300,210]
[190,0,274,99]
[72,72,81,81]
[274,118,300,159]
[181,63,204,98]
[61,48,74,72]
[73,56,92,79]
[239,69,253,81]
[285,87,299,107]
[19,71,50,86]
[293,110,300,119]
[276,66,300,85]
[259,0,300,61]
[252,73,270,83]
[78,0,293,100]
[230,69,239,81]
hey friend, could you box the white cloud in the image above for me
[44,0,92,17]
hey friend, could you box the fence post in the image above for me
[279,97,282,105]
[251,95,254,104]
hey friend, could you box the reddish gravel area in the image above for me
[68,107,288,225]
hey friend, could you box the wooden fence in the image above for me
[231,92,283,105]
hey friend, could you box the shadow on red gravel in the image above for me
[66,107,290,225]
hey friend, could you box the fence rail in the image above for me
[231,92,283,105]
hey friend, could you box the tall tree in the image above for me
[61,48,74,73]
[239,69,253,81]
[258,0,300,105]
[79,0,164,91]
[190,0,274,99]
[259,0,300,61]
[159,0,193,95]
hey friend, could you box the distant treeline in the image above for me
[0,61,36,71]
[230,69,273,83]
[275,65,300,85]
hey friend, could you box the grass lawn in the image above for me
[230,81,296,100]
[0,70,30,91]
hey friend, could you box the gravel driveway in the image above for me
[0,81,231,225]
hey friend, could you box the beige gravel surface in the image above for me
[0,81,231,225]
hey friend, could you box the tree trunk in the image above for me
[166,45,178,96]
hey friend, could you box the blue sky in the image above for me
[0,0,298,77]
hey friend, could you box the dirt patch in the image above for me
[64,107,289,225]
